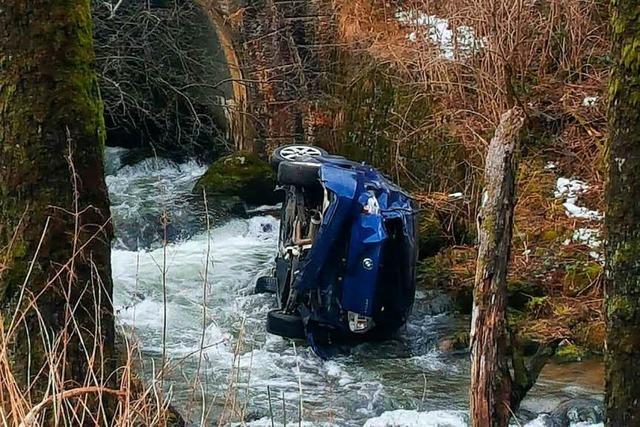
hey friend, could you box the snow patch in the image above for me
[364,409,468,427]
[563,203,602,220]
[582,96,599,107]
[589,251,603,262]
[572,228,603,261]
[396,10,484,60]
[525,416,603,427]
[544,161,557,170]
[572,228,600,249]
[554,178,602,220]
[554,178,588,199]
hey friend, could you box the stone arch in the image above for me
[201,3,254,152]
[201,0,336,156]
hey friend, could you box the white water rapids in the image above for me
[105,148,602,426]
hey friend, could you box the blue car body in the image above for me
[264,153,418,352]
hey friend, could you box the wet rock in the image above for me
[554,341,588,363]
[113,210,202,251]
[420,290,454,315]
[438,331,470,353]
[548,398,604,426]
[119,147,160,167]
[193,152,280,205]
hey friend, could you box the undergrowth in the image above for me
[326,0,608,356]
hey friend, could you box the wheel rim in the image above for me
[278,145,323,161]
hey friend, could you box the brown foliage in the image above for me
[332,0,608,180]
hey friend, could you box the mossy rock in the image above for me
[513,332,543,357]
[554,342,588,363]
[193,152,279,205]
[417,247,476,314]
[447,279,546,315]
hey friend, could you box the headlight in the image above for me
[348,311,375,333]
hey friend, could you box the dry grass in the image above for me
[0,143,256,426]
[0,275,177,426]
[0,147,181,425]
[419,156,605,349]
[0,219,263,426]
[331,0,608,186]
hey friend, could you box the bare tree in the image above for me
[92,0,232,155]
[469,106,562,426]
[470,107,524,426]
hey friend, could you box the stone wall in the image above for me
[204,0,336,154]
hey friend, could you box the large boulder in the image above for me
[547,398,604,426]
[193,152,279,205]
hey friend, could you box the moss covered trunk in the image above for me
[470,108,524,427]
[0,0,114,400]
[604,1,640,424]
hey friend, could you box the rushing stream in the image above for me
[106,148,603,426]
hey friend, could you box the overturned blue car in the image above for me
[256,145,418,351]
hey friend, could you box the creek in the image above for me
[106,148,603,426]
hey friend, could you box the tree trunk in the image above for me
[0,0,114,399]
[470,107,524,427]
[604,0,640,424]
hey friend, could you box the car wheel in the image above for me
[270,145,328,169]
[266,309,306,339]
[277,161,321,187]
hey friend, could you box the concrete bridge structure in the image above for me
[201,0,336,154]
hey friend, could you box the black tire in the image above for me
[266,309,306,339]
[270,145,328,169]
[277,161,321,187]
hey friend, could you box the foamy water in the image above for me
[106,148,602,426]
